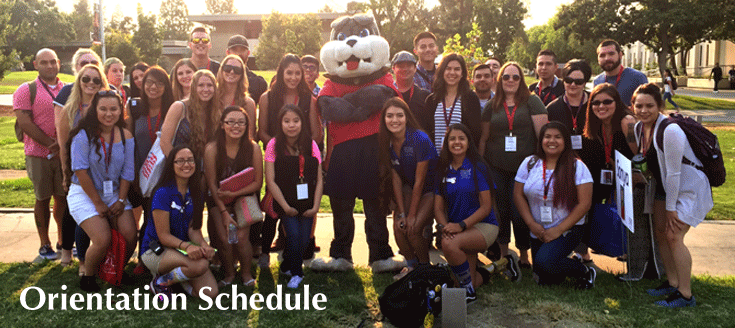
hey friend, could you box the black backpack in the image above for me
[379,264,456,328]
[671,77,678,90]
[656,113,726,187]
[14,81,37,142]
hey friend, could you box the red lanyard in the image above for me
[442,97,459,127]
[602,126,613,165]
[504,102,517,134]
[542,160,554,205]
[613,66,625,88]
[563,94,586,130]
[99,134,113,173]
[536,82,554,103]
[293,95,300,105]
[146,114,161,142]
[298,154,305,183]
[120,88,126,101]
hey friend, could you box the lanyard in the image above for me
[639,124,651,154]
[504,102,518,134]
[120,88,126,102]
[536,82,554,103]
[99,134,113,173]
[442,96,459,127]
[146,114,161,142]
[563,94,586,130]
[542,160,554,205]
[611,66,625,88]
[602,126,613,165]
[293,95,300,105]
[298,154,305,183]
[37,78,57,99]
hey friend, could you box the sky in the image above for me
[54,0,573,29]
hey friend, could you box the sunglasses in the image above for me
[502,74,521,81]
[81,76,102,85]
[590,99,615,106]
[79,60,99,67]
[222,64,244,75]
[97,90,118,96]
[564,77,586,85]
[191,38,210,44]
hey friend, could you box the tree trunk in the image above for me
[680,49,689,76]
[669,54,678,76]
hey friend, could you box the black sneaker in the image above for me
[504,252,522,283]
[577,266,596,289]
[465,288,477,304]
[80,275,100,293]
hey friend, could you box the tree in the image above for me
[255,12,322,70]
[319,4,335,13]
[505,17,598,70]
[71,0,93,41]
[429,0,475,47]
[3,0,75,69]
[205,0,236,15]
[363,0,432,55]
[107,4,136,35]
[93,30,140,71]
[474,0,527,61]
[158,0,192,40]
[0,2,20,79]
[133,4,161,65]
[443,23,488,66]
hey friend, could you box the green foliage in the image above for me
[92,30,140,71]
[473,0,528,61]
[205,0,237,14]
[71,0,93,41]
[133,4,162,66]
[363,0,432,55]
[158,0,192,40]
[255,12,322,70]
[0,3,20,80]
[443,23,488,66]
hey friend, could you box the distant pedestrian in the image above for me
[663,69,680,111]
[728,66,735,90]
[710,63,722,93]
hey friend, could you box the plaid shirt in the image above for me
[413,64,435,92]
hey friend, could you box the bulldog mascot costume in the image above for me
[309,14,405,272]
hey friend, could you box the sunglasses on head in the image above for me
[79,60,99,67]
[564,77,586,85]
[502,74,521,81]
[97,90,118,96]
[191,38,210,44]
[222,64,244,75]
[590,99,615,106]
[81,76,102,85]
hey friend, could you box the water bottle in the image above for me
[228,223,238,244]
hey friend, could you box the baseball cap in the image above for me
[227,35,249,50]
[391,51,416,65]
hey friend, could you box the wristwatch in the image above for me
[458,221,467,231]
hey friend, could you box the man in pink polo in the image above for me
[13,48,66,260]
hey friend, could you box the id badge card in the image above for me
[103,180,113,197]
[505,135,517,152]
[297,183,309,200]
[540,206,553,223]
[571,135,583,150]
[600,169,614,185]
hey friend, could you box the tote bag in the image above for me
[98,229,126,286]
[139,131,166,197]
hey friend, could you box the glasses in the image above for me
[302,64,318,72]
[564,77,586,85]
[223,120,247,127]
[191,38,210,44]
[81,76,102,85]
[174,158,196,166]
[222,64,244,75]
[591,99,615,106]
[144,80,165,88]
[502,74,521,81]
[79,60,99,67]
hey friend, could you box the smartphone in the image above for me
[150,240,164,255]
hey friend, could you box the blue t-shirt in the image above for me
[53,83,117,107]
[141,182,193,253]
[70,129,135,192]
[593,67,648,106]
[390,128,437,194]
[436,158,497,226]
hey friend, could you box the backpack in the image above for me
[670,77,678,90]
[14,81,37,142]
[656,113,726,187]
[379,264,456,328]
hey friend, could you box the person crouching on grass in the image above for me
[141,145,218,299]
[435,123,499,303]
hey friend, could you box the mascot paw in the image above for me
[370,257,406,273]
[309,257,354,272]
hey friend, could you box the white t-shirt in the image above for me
[515,156,593,238]
[664,76,672,93]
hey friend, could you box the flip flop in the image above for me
[243,278,256,287]
[218,280,233,289]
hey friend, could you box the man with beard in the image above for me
[189,27,220,75]
[593,39,647,106]
[472,64,494,114]
[392,51,431,130]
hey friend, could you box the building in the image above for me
[623,40,735,78]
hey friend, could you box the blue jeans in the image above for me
[282,215,314,277]
[490,166,530,250]
[329,196,394,263]
[663,92,679,108]
[530,225,587,285]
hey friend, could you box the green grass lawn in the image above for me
[675,95,735,110]
[0,261,733,327]
[0,71,75,94]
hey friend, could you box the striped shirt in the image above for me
[434,97,463,154]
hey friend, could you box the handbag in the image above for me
[98,229,126,286]
[233,195,264,227]
[219,167,255,205]
[260,190,278,218]
[584,202,628,257]
[139,131,166,197]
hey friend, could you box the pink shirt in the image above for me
[265,139,322,163]
[13,78,64,158]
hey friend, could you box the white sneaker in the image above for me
[258,254,270,268]
[287,275,303,289]
[309,257,353,271]
[370,257,406,273]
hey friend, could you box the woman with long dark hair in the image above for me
[662,69,680,111]
[129,62,150,99]
[216,55,257,140]
[378,97,437,279]
[204,106,262,287]
[513,121,594,288]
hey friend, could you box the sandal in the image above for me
[243,278,256,287]
[218,279,234,289]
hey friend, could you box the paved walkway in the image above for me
[1,209,733,276]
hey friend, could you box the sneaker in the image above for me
[503,251,522,283]
[655,290,696,308]
[287,275,304,289]
[465,288,477,304]
[79,275,100,293]
[149,275,172,300]
[370,257,406,273]
[647,281,678,297]
[39,244,59,260]
[279,265,292,277]
[258,253,270,268]
[577,266,596,289]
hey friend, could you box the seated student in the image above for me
[141,146,218,299]
[435,124,499,303]
[513,122,595,288]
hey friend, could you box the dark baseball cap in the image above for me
[391,51,416,65]
[227,35,249,50]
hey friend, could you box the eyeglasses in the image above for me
[79,60,99,67]
[302,64,318,72]
[502,74,521,81]
[564,77,587,85]
[173,158,196,166]
[590,99,615,106]
[81,76,102,85]
[191,38,210,44]
[144,80,165,88]
[223,120,247,127]
[222,64,244,75]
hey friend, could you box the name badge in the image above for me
[103,180,113,197]
[297,183,309,200]
[600,169,614,185]
[444,177,457,184]
[571,135,583,150]
[540,206,553,223]
[505,135,517,152]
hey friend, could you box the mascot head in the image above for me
[320,14,390,79]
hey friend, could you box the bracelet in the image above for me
[184,243,191,250]
[220,209,228,214]
[178,240,184,250]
